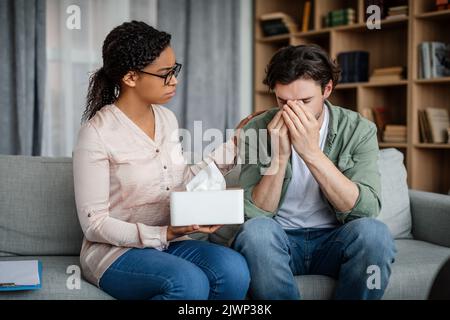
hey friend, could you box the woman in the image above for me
[73,21,255,300]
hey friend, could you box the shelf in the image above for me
[415,77,450,84]
[335,80,409,89]
[335,83,359,89]
[379,142,408,149]
[363,80,409,88]
[416,9,450,20]
[256,34,291,44]
[414,144,450,149]
[293,17,409,38]
[293,29,330,38]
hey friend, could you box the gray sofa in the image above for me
[1,149,450,300]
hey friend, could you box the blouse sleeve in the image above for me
[72,123,169,250]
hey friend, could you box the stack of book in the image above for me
[365,0,408,19]
[337,51,369,83]
[419,42,450,79]
[369,66,405,82]
[324,8,356,28]
[418,108,450,143]
[386,5,409,19]
[383,125,407,143]
[260,12,297,37]
[436,0,450,10]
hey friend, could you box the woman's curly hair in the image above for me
[82,21,171,122]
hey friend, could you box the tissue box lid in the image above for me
[170,189,244,226]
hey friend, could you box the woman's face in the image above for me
[130,46,179,105]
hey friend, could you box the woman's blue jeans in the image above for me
[232,216,397,300]
[99,240,250,300]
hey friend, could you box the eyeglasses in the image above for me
[138,63,182,85]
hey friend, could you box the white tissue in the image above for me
[186,161,226,191]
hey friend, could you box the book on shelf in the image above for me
[436,0,450,10]
[419,42,450,79]
[427,108,450,143]
[383,136,407,143]
[324,8,356,28]
[301,1,315,32]
[386,5,408,19]
[372,106,390,140]
[337,51,369,83]
[369,66,405,82]
[385,124,407,133]
[418,110,430,143]
[447,127,450,144]
[370,74,403,82]
[418,108,450,143]
[260,12,297,37]
[383,124,407,143]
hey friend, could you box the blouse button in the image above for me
[87,213,91,218]
[156,149,160,153]
[163,165,167,170]
[166,187,170,191]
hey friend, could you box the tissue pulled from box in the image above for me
[186,161,226,191]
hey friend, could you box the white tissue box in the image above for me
[170,189,244,226]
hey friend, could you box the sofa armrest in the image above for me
[410,189,450,248]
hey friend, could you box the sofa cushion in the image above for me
[0,156,83,256]
[294,239,450,300]
[376,148,412,239]
[0,256,113,300]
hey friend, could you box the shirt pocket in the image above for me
[112,149,162,208]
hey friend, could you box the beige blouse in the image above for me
[72,104,236,286]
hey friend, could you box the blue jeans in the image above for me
[99,240,250,300]
[232,216,397,300]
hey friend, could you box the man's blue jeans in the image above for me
[232,216,397,300]
[99,240,250,300]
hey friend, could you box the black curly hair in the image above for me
[263,44,341,93]
[82,21,171,122]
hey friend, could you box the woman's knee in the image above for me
[159,263,210,300]
[206,247,250,299]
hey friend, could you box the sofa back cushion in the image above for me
[0,156,83,256]
[376,148,412,239]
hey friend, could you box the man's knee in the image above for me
[234,216,284,248]
[345,218,396,254]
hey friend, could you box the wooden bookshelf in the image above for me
[253,0,450,195]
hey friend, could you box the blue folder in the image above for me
[0,260,42,291]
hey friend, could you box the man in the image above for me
[233,44,396,300]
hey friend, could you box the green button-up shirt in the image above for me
[238,100,381,225]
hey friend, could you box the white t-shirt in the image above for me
[275,104,339,229]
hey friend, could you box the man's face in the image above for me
[274,78,333,121]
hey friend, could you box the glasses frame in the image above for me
[138,63,182,85]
